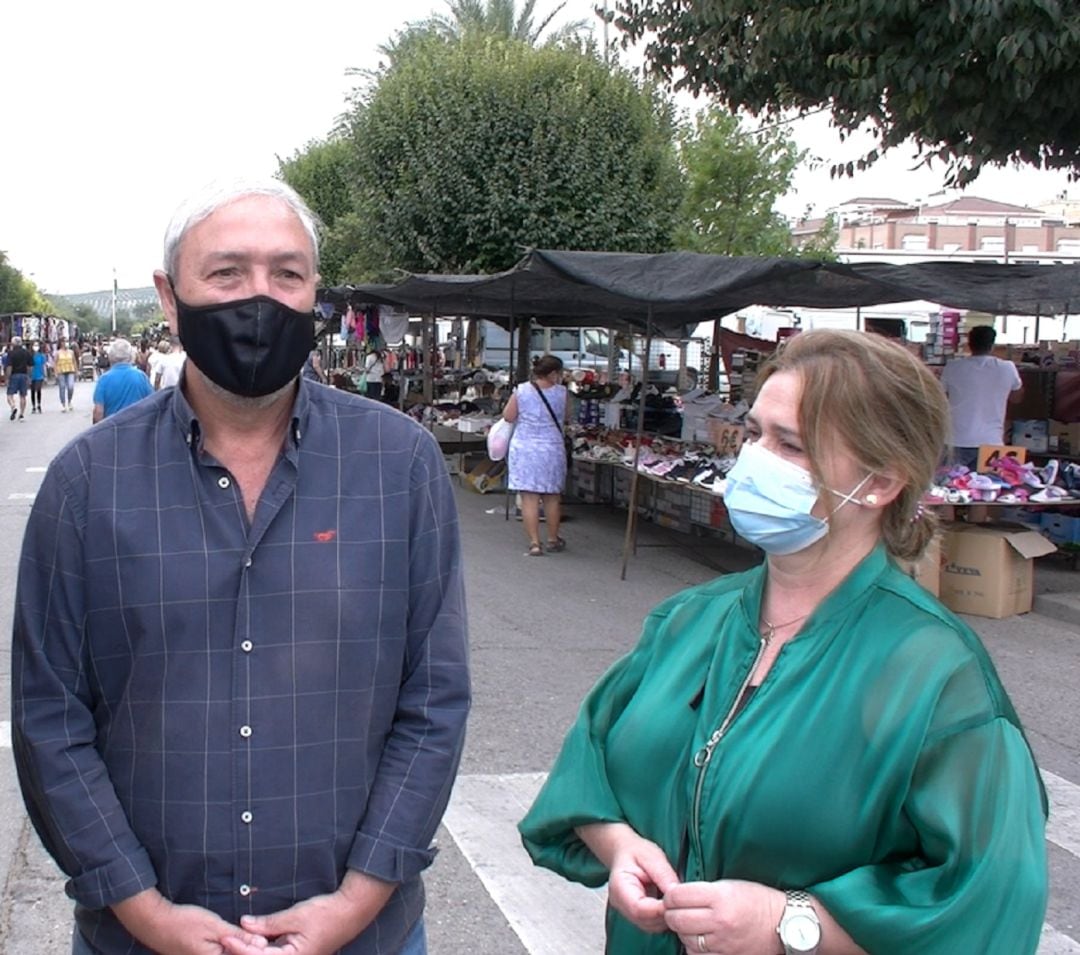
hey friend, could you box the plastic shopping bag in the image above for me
[486,418,515,461]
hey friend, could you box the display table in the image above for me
[432,423,489,480]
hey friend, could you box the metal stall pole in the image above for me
[1034,304,1042,346]
[620,309,654,580]
[423,309,435,405]
[505,289,517,522]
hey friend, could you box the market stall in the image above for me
[325,250,1080,578]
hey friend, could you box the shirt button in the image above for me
[218,476,231,489]
[244,558,253,568]
[241,640,253,653]
[241,811,253,824]
[239,725,252,738]
[239,884,251,897]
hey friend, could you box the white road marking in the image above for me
[1041,925,1080,954]
[443,773,607,954]
[7,493,35,501]
[0,721,10,748]
[444,771,1080,955]
[1046,769,1080,861]
[25,466,46,473]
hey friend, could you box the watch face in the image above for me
[782,914,822,951]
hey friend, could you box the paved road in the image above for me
[1,384,1077,953]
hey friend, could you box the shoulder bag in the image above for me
[535,384,573,468]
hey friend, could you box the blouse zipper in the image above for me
[688,634,769,870]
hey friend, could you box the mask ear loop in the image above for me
[824,471,877,519]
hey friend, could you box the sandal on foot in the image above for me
[527,542,545,556]
[546,537,566,553]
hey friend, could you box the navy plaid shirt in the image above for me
[13,378,470,954]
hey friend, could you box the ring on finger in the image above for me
[697,933,708,953]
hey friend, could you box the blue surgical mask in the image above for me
[723,442,874,555]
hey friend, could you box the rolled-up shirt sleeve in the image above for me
[347,430,470,884]
[12,454,158,910]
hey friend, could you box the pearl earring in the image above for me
[865,494,879,505]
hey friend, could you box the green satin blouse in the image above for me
[519,545,1048,954]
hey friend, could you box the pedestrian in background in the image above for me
[501,354,568,556]
[5,336,33,421]
[29,340,47,413]
[940,324,1023,470]
[152,336,186,389]
[91,338,154,423]
[54,337,78,411]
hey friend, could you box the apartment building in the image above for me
[794,194,1080,264]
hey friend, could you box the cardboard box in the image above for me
[1049,420,1080,455]
[1011,419,1049,453]
[976,445,1028,472]
[938,522,1057,618]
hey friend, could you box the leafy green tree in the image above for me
[0,251,36,314]
[674,107,804,257]
[341,33,683,278]
[611,0,1080,185]
[798,213,839,262]
[278,137,355,285]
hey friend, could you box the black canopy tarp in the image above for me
[330,250,1080,332]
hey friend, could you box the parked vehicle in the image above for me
[477,321,681,384]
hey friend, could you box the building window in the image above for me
[1057,239,1080,252]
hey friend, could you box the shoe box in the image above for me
[937,521,1058,619]
[1040,512,1080,546]
[1010,419,1049,453]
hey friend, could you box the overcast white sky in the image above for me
[3,0,1075,295]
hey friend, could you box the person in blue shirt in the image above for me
[91,338,154,423]
[29,342,48,413]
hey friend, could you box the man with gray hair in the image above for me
[13,178,469,955]
[91,337,154,423]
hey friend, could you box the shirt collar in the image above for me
[744,543,890,637]
[169,371,309,454]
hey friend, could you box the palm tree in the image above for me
[380,0,591,63]
[433,0,590,44]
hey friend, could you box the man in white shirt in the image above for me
[940,325,1023,470]
[153,336,187,390]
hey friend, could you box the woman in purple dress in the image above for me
[503,355,568,556]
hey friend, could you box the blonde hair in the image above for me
[758,330,949,561]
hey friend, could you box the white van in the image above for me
[479,322,620,371]
[478,322,680,382]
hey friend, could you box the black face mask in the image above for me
[173,289,315,398]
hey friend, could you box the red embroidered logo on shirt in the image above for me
[314,530,337,543]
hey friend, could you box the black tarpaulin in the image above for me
[327,251,1080,332]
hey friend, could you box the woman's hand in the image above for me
[663,879,784,955]
[576,822,680,934]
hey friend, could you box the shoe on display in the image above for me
[1039,459,1060,488]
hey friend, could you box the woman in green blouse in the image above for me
[520,329,1047,955]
